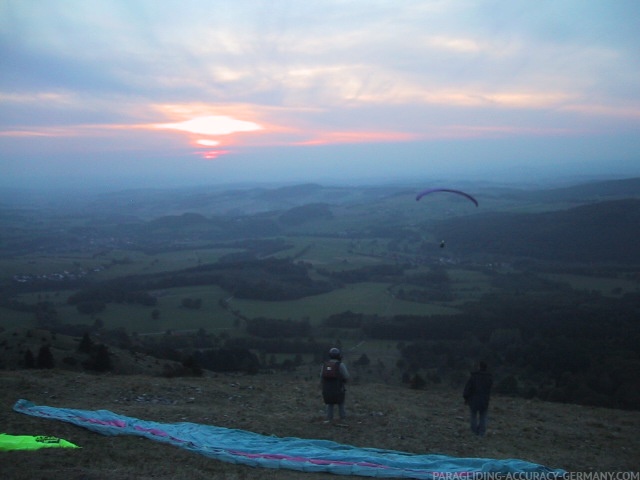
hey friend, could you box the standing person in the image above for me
[320,347,350,422]
[463,361,493,436]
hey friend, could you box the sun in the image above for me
[153,114,263,159]
[196,139,221,147]
[155,116,262,136]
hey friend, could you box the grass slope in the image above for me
[1,369,638,479]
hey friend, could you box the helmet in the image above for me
[329,347,341,359]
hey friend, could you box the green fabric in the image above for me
[0,433,79,451]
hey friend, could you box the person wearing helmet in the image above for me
[320,347,350,422]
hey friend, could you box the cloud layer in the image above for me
[1,0,639,188]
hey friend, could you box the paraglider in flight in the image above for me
[415,188,478,207]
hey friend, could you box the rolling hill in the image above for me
[434,199,640,263]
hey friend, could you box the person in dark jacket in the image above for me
[320,347,350,422]
[463,361,493,436]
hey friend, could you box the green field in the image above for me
[4,258,637,339]
[0,254,102,281]
[0,236,503,334]
[2,285,238,334]
[229,282,461,324]
[0,247,245,283]
[446,268,497,303]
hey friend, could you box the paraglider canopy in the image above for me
[415,188,478,207]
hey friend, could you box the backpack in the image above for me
[322,361,341,380]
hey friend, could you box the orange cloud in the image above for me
[200,150,230,160]
[294,130,419,146]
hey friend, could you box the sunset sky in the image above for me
[1,0,639,190]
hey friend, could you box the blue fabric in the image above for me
[14,399,565,479]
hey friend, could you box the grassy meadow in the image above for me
[229,281,461,323]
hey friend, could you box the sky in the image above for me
[1,0,639,191]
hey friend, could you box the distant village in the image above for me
[12,266,105,285]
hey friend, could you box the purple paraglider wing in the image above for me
[415,188,478,206]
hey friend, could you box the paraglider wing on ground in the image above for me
[14,399,566,478]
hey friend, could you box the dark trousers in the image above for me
[469,407,488,436]
[326,402,346,420]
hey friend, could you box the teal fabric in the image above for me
[14,399,565,479]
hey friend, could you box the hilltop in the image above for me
[1,368,638,479]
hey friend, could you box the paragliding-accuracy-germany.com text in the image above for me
[563,474,640,480]
[432,473,639,480]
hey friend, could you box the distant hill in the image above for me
[3,177,638,218]
[278,203,333,226]
[435,198,640,263]
[497,177,640,204]
[77,183,408,218]
[3,177,640,259]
